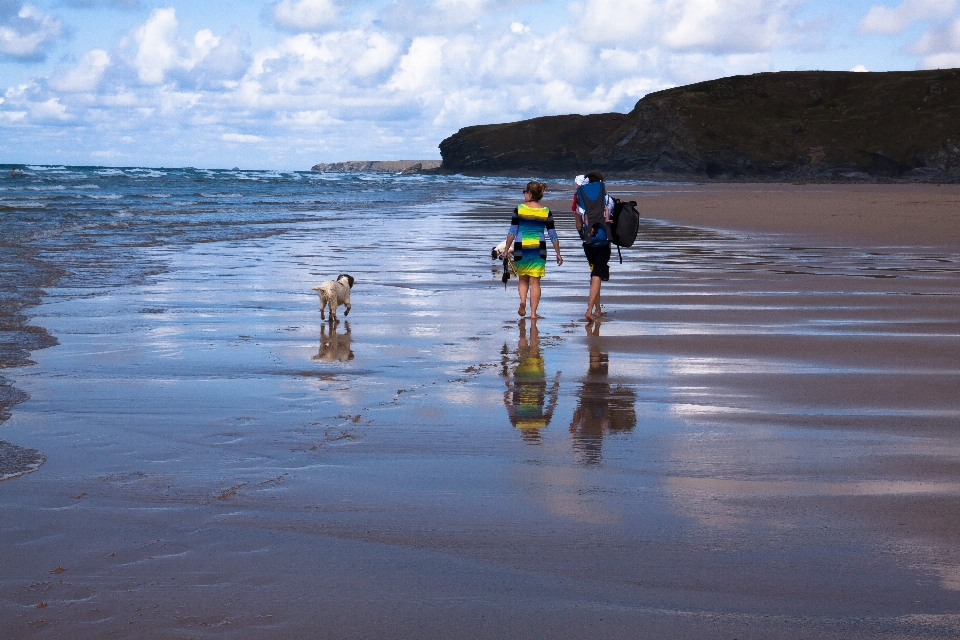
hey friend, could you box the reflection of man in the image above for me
[569,320,637,464]
[313,321,353,362]
[503,318,560,444]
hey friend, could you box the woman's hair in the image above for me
[525,181,547,201]
[585,171,605,183]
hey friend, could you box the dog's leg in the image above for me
[319,293,326,319]
[344,291,351,316]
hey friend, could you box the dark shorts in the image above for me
[582,243,611,282]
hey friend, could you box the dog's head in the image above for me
[337,274,355,289]
[491,247,500,260]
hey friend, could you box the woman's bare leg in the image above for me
[529,277,543,318]
[518,276,529,316]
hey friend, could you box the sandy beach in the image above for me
[2,179,960,638]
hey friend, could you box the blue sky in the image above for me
[2,0,958,169]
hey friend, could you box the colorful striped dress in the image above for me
[509,204,558,278]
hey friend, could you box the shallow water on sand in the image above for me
[2,170,960,638]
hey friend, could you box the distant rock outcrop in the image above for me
[310,160,441,174]
[439,70,960,181]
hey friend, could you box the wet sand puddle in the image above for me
[1,178,960,638]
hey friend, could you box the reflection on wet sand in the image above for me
[313,321,353,362]
[570,321,637,464]
[503,318,560,443]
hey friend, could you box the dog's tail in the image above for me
[310,286,323,291]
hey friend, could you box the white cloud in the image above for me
[31,97,70,120]
[0,2,64,59]
[386,36,447,93]
[0,109,26,122]
[49,49,111,92]
[911,16,960,67]
[578,0,662,42]
[134,8,181,83]
[222,133,264,143]
[858,0,956,35]
[578,0,794,53]
[133,8,221,84]
[851,64,869,71]
[352,32,399,75]
[664,0,792,52]
[272,0,338,31]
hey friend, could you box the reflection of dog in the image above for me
[311,274,354,322]
[491,240,508,260]
[313,322,353,362]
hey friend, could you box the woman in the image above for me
[503,181,563,319]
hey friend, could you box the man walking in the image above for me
[572,171,614,321]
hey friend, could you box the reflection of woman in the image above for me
[504,319,560,443]
[503,181,563,319]
[569,321,637,464]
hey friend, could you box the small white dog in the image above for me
[491,239,508,260]
[311,274,354,322]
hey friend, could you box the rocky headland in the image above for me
[438,69,960,181]
[311,160,441,174]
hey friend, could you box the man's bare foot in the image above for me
[518,303,526,316]
[530,314,544,319]
[583,313,594,322]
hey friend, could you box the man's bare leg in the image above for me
[585,276,602,320]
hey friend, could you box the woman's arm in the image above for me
[507,207,520,247]
[546,212,563,265]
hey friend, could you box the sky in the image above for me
[1,0,959,170]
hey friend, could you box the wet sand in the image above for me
[2,183,960,638]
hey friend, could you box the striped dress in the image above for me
[509,204,558,278]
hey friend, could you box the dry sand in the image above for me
[1,183,959,638]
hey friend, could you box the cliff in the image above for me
[311,160,441,174]
[439,70,960,181]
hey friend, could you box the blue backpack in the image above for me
[577,181,610,248]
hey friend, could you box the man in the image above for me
[572,171,614,321]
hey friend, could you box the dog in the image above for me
[311,274,354,322]
[492,239,508,260]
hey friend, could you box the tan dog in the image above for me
[311,274,354,322]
